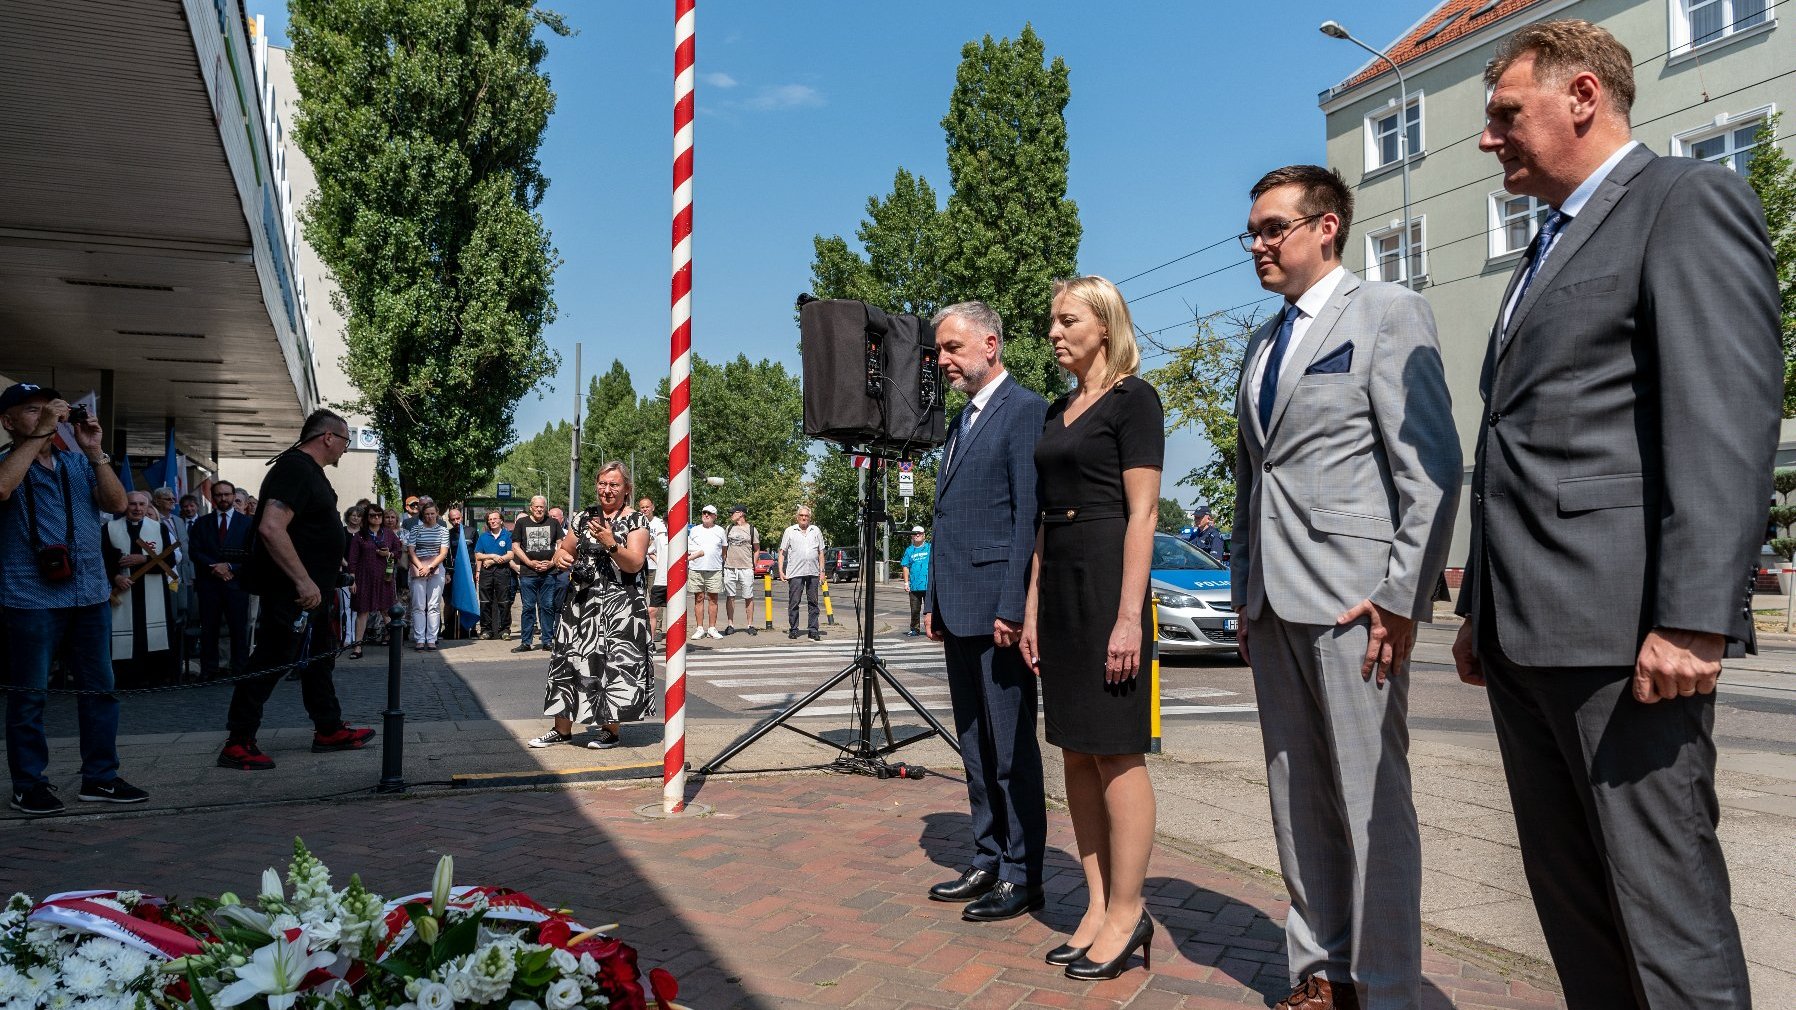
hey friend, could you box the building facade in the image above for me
[1319,0,1795,567]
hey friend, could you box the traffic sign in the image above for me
[898,469,914,497]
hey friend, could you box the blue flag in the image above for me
[451,532,480,628]
[119,455,134,492]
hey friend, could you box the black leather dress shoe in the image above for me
[961,881,1044,922]
[928,867,997,903]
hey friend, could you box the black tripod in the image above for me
[700,454,960,777]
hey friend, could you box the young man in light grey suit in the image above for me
[1454,22,1780,1008]
[1231,165,1460,1010]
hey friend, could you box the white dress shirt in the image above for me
[1250,264,1348,413]
[1501,140,1640,332]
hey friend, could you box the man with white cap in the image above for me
[686,504,728,639]
[900,525,932,637]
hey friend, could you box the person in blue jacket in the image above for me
[1184,505,1226,559]
[900,525,932,637]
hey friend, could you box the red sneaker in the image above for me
[217,740,275,771]
[312,725,376,753]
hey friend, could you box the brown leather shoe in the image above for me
[1273,976,1360,1010]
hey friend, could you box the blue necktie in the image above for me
[949,402,978,467]
[1257,304,1300,431]
[1509,211,1569,324]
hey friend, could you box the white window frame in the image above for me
[1363,92,1425,173]
[1668,0,1775,59]
[1488,190,1551,259]
[1673,105,1776,175]
[1365,217,1428,284]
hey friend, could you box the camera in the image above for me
[34,545,74,583]
[67,405,88,426]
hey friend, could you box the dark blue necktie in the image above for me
[1507,210,1569,331]
[1257,304,1300,430]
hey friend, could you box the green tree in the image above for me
[1156,498,1189,534]
[1145,312,1261,529]
[810,454,941,569]
[481,420,572,506]
[689,355,809,543]
[807,25,1081,401]
[581,360,668,503]
[289,0,567,500]
[1746,114,1796,415]
[937,24,1080,399]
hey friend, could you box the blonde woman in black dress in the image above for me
[1020,275,1163,981]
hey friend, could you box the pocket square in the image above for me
[1305,341,1354,375]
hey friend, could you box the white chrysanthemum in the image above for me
[543,977,582,1010]
[413,981,453,1010]
[0,964,25,997]
[19,965,56,997]
[43,989,75,1010]
[102,945,152,982]
[113,892,141,908]
[59,955,109,996]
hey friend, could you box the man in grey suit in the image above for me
[1454,21,1779,1008]
[1231,165,1460,1010]
[923,301,1050,922]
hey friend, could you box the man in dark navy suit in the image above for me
[923,300,1049,922]
[189,479,252,680]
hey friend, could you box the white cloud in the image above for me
[741,83,824,111]
[701,71,738,89]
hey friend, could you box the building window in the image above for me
[1489,191,1551,258]
[1364,94,1423,171]
[1675,107,1774,176]
[1366,219,1426,283]
[1673,0,1771,51]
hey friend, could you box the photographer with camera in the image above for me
[217,409,373,771]
[0,383,146,815]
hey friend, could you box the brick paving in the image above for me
[0,771,1561,1009]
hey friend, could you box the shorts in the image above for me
[691,568,724,594]
[650,585,667,607]
[723,567,756,599]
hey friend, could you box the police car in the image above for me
[1150,532,1239,657]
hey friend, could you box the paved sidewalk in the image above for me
[0,773,1562,1009]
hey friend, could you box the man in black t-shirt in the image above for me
[218,409,375,771]
[508,495,565,652]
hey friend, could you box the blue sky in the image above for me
[257,2,1422,504]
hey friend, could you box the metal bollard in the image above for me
[377,603,406,793]
[1148,598,1162,755]
[762,572,774,629]
[821,577,836,625]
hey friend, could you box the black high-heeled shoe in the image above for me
[1043,942,1089,966]
[1063,911,1153,980]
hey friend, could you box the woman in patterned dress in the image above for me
[527,461,655,751]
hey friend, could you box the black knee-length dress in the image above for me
[1034,375,1164,755]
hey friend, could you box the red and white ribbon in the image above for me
[663,0,696,815]
[29,891,202,960]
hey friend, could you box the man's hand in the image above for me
[119,553,147,568]
[1452,620,1484,687]
[111,574,131,592]
[1337,599,1415,686]
[210,562,233,580]
[295,577,322,611]
[1235,607,1252,667]
[1634,628,1724,703]
[994,617,1021,648]
[923,612,942,642]
[32,399,68,439]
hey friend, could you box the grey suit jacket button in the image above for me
[1263,462,1273,472]
[1487,412,1502,426]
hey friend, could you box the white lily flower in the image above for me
[430,855,454,918]
[261,869,285,903]
[212,934,336,1010]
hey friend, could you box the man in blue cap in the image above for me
[1184,504,1226,560]
[0,383,147,814]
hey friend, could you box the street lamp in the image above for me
[1321,19,1419,291]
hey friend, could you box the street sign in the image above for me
[496,483,513,500]
[899,460,914,472]
[897,469,914,497]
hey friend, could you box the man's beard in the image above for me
[950,360,991,395]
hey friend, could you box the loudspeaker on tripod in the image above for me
[799,297,946,452]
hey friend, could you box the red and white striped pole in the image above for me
[662,0,696,815]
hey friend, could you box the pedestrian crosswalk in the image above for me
[672,637,1256,720]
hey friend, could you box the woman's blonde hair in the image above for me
[1051,275,1140,388]
[595,461,632,503]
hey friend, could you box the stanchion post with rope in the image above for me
[378,603,407,793]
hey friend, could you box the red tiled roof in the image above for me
[1335,0,1551,92]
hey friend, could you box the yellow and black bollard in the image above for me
[1149,598,1162,755]
[762,572,774,630]
[821,577,836,625]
